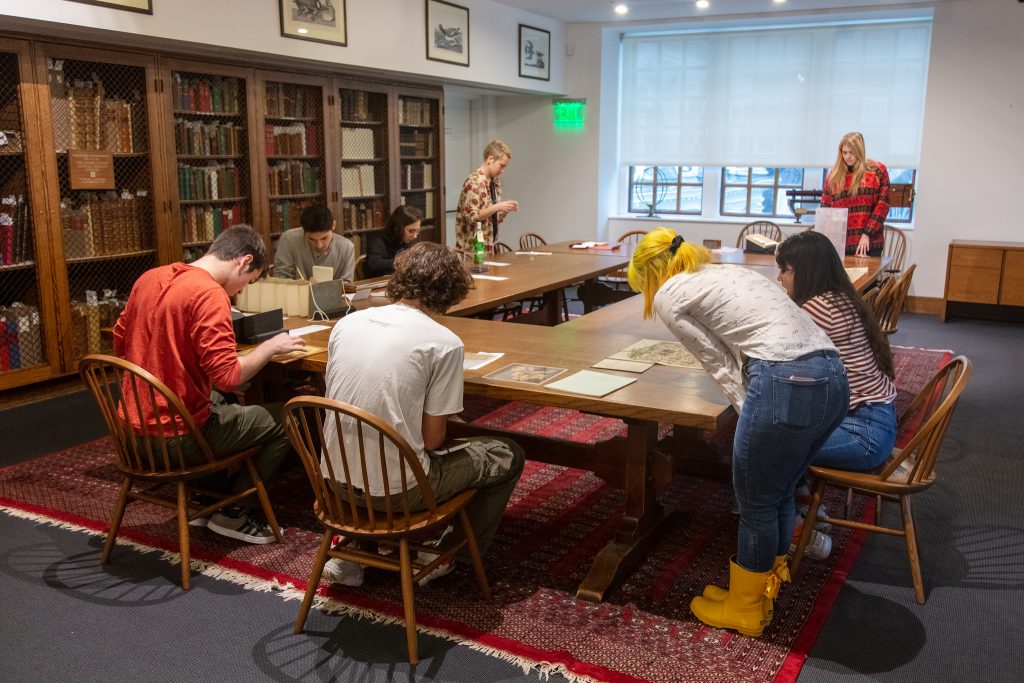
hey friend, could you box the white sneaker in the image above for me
[791,530,833,560]
[207,509,280,545]
[322,558,364,587]
[415,551,455,586]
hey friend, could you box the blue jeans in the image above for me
[733,351,849,573]
[812,401,897,471]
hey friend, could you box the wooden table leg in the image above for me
[576,418,680,602]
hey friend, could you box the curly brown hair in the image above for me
[386,242,472,314]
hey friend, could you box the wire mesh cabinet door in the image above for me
[396,85,444,248]
[33,44,172,374]
[158,58,261,264]
[0,40,64,389]
[255,70,331,264]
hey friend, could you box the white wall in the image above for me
[0,0,565,94]
[483,0,1024,299]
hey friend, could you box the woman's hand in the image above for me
[855,234,870,257]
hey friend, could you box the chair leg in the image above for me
[900,495,926,605]
[245,458,283,543]
[101,477,132,566]
[295,530,333,635]
[876,494,883,526]
[791,480,827,575]
[398,538,419,665]
[459,508,492,601]
[177,482,192,590]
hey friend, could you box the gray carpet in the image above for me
[0,313,1020,682]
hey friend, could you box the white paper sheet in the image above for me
[463,351,505,371]
[472,274,509,281]
[545,370,637,397]
[289,324,331,337]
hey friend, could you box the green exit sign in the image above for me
[553,99,586,131]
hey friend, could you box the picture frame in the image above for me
[426,0,470,67]
[65,0,152,14]
[518,24,550,81]
[280,0,347,47]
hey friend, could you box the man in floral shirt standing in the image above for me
[455,139,519,252]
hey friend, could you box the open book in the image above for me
[744,233,778,254]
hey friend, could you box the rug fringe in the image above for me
[0,503,600,683]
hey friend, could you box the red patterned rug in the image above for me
[0,346,950,683]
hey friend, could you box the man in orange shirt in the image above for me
[113,225,306,544]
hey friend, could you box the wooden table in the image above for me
[297,315,731,603]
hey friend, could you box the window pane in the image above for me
[778,167,804,186]
[751,167,775,185]
[657,185,680,212]
[723,187,748,213]
[659,166,679,182]
[889,207,911,221]
[632,165,653,182]
[679,185,703,213]
[889,167,915,184]
[633,184,654,208]
[681,165,704,183]
[776,191,795,216]
[751,187,775,215]
[724,166,748,183]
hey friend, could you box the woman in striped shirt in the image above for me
[776,230,898,472]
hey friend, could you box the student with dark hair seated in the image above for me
[320,242,525,586]
[113,225,307,544]
[273,205,355,281]
[363,205,423,278]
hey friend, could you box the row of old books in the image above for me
[172,73,241,115]
[342,199,384,233]
[269,198,315,235]
[60,191,150,259]
[178,162,242,201]
[341,127,376,159]
[265,123,320,156]
[267,161,321,197]
[0,194,33,266]
[340,90,378,122]
[181,203,243,244]
[399,129,433,157]
[70,296,125,358]
[400,162,435,191]
[174,119,245,156]
[50,80,140,153]
[340,164,377,197]
[265,83,313,119]
[399,98,433,127]
[0,303,44,371]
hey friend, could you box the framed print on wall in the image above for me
[65,0,152,14]
[280,0,348,47]
[519,24,550,81]
[426,0,469,67]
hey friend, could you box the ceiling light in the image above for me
[774,0,787,4]
[614,4,629,15]
[695,0,710,9]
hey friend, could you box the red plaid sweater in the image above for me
[821,163,890,256]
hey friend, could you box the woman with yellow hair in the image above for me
[628,227,849,637]
[821,131,890,257]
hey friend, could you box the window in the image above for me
[628,165,703,215]
[721,167,804,218]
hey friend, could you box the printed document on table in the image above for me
[592,358,653,373]
[472,274,509,281]
[464,351,504,371]
[545,370,637,397]
[482,261,510,267]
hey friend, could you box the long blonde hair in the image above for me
[826,131,879,196]
[628,227,711,319]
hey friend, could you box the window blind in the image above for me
[619,20,932,168]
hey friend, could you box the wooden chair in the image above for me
[282,396,491,664]
[874,263,916,335]
[354,253,367,280]
[736,220,783,248]
[792,356,972,604]
[493,241,514,255]
[519,232,548,250]
[79,354,283,590]
[601,229,648,290]
[883,225,908,275]
[491,242,539,319]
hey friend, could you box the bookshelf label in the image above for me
[68,150,116,190]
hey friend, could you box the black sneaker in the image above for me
[207,508,280,545]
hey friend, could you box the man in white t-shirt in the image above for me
[322,242,525,586]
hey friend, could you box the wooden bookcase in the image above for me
[158,59,261,263]
[942,240,1024,321]
[0,33,445,391]
[255,70,332,256]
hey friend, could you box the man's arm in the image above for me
[421,412,450,451]
[236,332,308,383]
[274,236,298,279]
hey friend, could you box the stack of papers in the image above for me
[545,370,637,397]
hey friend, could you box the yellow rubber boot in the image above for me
[691,558,785,637]
[702,555,790,603]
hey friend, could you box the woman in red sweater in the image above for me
[821,132,890,257]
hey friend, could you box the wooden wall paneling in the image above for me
[999,249,1024,307]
